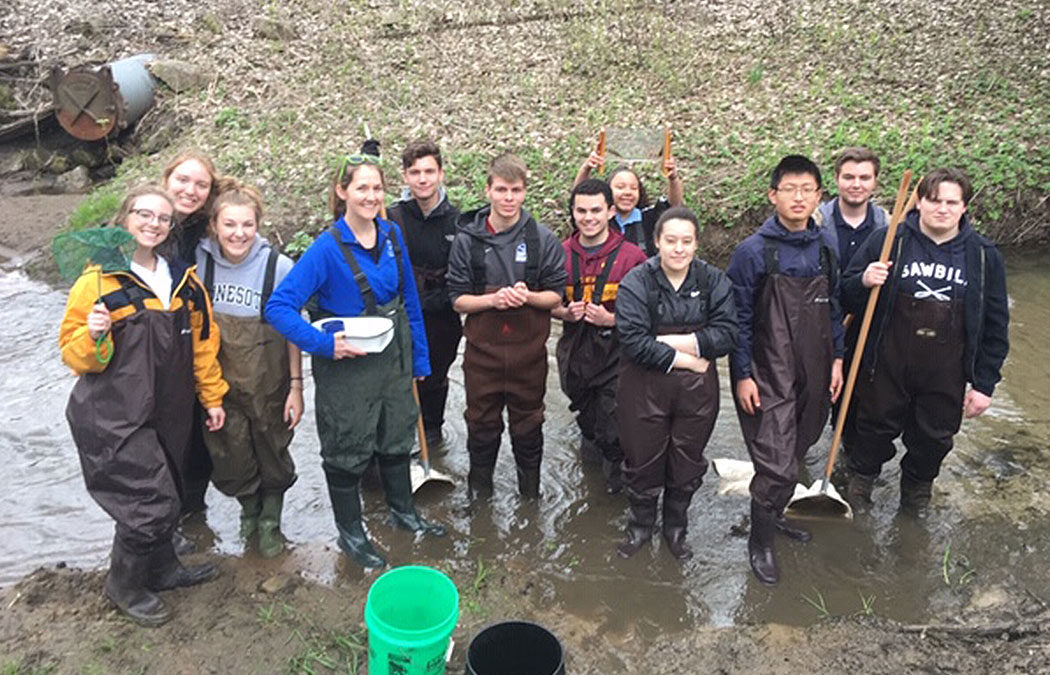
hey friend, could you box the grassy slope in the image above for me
[72,0,1050,261]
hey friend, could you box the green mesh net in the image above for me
[52,227,136,284]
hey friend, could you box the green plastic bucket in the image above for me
[366,565,460,675]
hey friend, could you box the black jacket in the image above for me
[616,257,738,371]
[841,211,1010,396]
[388,193,461,313]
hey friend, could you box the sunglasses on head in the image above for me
[337,154,381,183]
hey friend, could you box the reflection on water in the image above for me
[2,253,1048,632]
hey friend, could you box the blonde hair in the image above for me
[161,148,222,217]
[211,176,265,232]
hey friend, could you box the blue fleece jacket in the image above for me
[727,215,845,380]
[265,216,431,377]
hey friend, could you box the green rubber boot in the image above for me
[237,493,262,540]
[257,492,285,559]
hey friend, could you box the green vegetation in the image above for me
[255,601,369,674]
[67,187,123,231]
[942,543,977,590]
[72,0,1050,260]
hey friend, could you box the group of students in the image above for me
[59,141,1009,627]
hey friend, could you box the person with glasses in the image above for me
[265,155,445,569]
[61,185,227,626]
[445,153,568,499]
[387,140,462,451]
[727,155,845,586]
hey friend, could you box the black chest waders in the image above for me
[732,242,837,514]
[847,293,967,484]
[66,275,199,553]
[614,264,719,561]
[462,219,549,497]
[556,243,626,485]
[201,250,297,499]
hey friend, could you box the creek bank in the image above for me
[2,556,1048,674]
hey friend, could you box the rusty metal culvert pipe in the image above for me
[48,53,157,141]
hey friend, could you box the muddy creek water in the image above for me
[2,254,1048,633]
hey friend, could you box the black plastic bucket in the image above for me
[465,621,564,675]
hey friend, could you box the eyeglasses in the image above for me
[776,185,819,197]
[337,154,381,182]
[130,208,173,226]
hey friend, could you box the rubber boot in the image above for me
[377,456,447,537]
[775,514,812,543]
[172,528,196,556]
[748,501,779,585]
[325,467,387,568]
[467,433,499,499]
[257,492,286,558]
[147,538,220,591]
[616,493,658,559]
[516,465,541,499]
[237,493,262,540]
[579,435,601,465]
[105,539,171,626]
[846,470,878,511]
[467,463,496,499]
[661,489,694,562]
[899,473,933,519]
[601,457,623,495]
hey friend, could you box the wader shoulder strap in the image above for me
[762,239,779,276]
[524,219,540,289]
[470,236,487,294]
[646,268,663,329]
[100,275,150,313]
[571,250,583,302]
[203,252,215,298]
[180,274,211,340]
[329,225,377,315]
[592,242,623,305]
[259,248,280,322]
[820,243,837,292]
[390,228,405,301]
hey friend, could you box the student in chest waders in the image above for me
[387,140,462,450]
[446,153,568,498]
[195,178,303,558]
[162,149,224,521]
[266,156,445,569]
[552,179,647,494]
[728,155,845,585]
[61,185,227,626]
[614,208,738,561]
[841,168,1009,518]
[573,153,685,257]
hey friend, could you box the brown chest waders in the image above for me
[556,243,625,477]
[615,319,719,561]
[732,245,835,514]
[66,277,197,553]
[846,294,966,483]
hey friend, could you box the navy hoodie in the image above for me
[727,215,845,380]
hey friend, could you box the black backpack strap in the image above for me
[259,248,280,322]
[524,219,540,289]
[470,236,487,294]
[329,226,377,315]
[570,249,583,302]
[591,242,622,306]
[647,266,663,329]
[763,238,779,276]
[203,251,215,299]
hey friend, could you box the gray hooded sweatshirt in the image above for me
[196,235,294,318]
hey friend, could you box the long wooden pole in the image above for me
[819,171,919,493]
